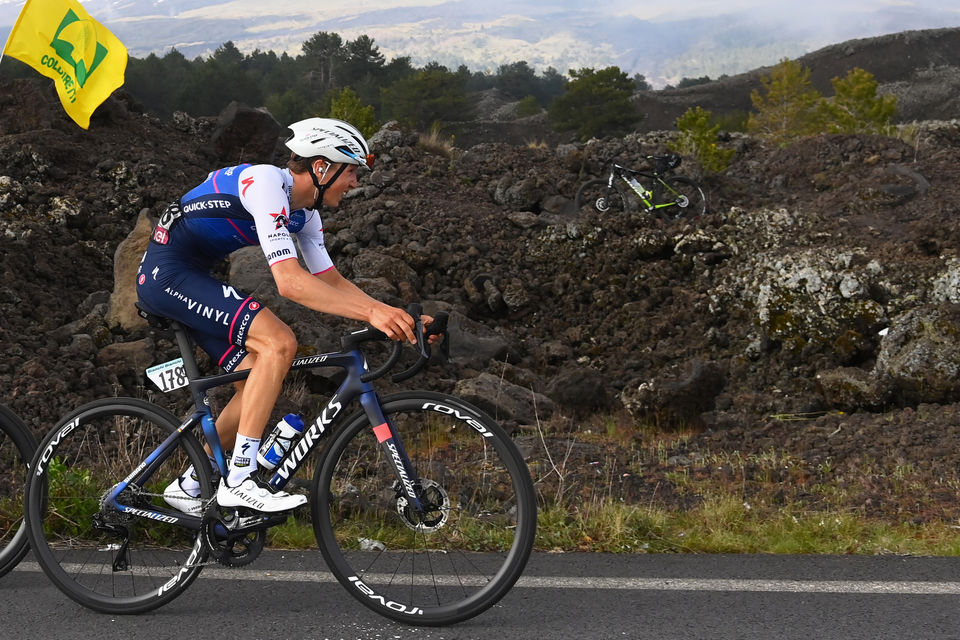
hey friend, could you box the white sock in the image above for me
[227,435,260,486]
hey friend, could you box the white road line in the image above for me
[14,562,960,594]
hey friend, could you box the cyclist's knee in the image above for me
[274,325,297,363]
[246,311,297,365]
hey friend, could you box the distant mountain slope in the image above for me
[0,0,957,87]
[634,27,960,131]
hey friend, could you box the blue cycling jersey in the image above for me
[136,163,334,371]
[149,163,333,273]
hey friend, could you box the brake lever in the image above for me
[425,312,450,362]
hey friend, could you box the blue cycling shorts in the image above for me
[136,249,263,373]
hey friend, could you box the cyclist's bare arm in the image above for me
[270,259,418,343]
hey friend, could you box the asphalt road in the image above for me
[4,551,960,640]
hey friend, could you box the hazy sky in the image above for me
[1,0,958,84]
[1,0,957,28]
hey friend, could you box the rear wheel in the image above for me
[0,404,37,577]
[575,179,627,214]
[656,175,707,222]
[312,391,537,626]
[25,398,212,613]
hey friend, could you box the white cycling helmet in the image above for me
[284,117,371,167]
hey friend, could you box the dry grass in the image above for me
[521,411,960,554]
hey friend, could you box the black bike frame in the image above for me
[102,320,423,530]
[607,163,673,211]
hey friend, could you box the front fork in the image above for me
[360,391,424,511]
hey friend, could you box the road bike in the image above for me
[0,403,36,577]
[575,153,707,222]
[24,304,537,626]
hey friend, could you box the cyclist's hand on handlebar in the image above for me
[369,304,418,344]
[421,314,442,345]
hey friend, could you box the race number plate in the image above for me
[146,358,188,392]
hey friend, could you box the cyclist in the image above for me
[136,117,422,514]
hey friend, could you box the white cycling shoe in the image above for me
[217,476,307,513]
[163,478,204,515]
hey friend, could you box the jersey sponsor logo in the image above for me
[265,247,292,262]
[241,176,255,197]
[249,301,260,311]
[270,207,289,230]
[182,199,232,214]
[152,202,182,245]
[138,274,146,285]
[235,311,253,344]
[222,285,243,300]
[163,287,231,326]
[224,348,245,371]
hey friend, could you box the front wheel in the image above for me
[656,175,707,222]
[0,404,37,577]
[25,397,212,613]
[312,391,537,626]
[575,178,627,214]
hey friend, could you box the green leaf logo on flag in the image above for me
[50,9,108,87]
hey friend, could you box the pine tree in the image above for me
[328,87,379,138]
[671,107,735,174]
[380,67,473,129]
[819,67,897,135]
[547,67,641,140]
[747,59,824,145]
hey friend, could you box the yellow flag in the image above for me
[3,0,128,129]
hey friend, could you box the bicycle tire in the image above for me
[575,178,627,214]
[311,391,537,626]
[0,404,37,577]
[25,397,212,613]
[656,175,707,222]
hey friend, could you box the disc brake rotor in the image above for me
[396,479,451,533]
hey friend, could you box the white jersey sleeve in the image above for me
[295,210,335,275]
[237,165,301,266]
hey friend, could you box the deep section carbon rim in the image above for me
[0,404,37,577]
[25,398,211,613]
[312,391,537,626]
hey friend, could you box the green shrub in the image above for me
[671,106,736,174]
[516,95,542,118]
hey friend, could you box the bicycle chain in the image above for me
[119,486,272,568]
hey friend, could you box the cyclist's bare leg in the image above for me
[234,309,297,441]
[167,312,297,510]
[209,376,249,453]
[215,310,306,509]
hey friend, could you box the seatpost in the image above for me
[170,320,202,381]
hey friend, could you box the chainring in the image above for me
[200,503,266,567]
